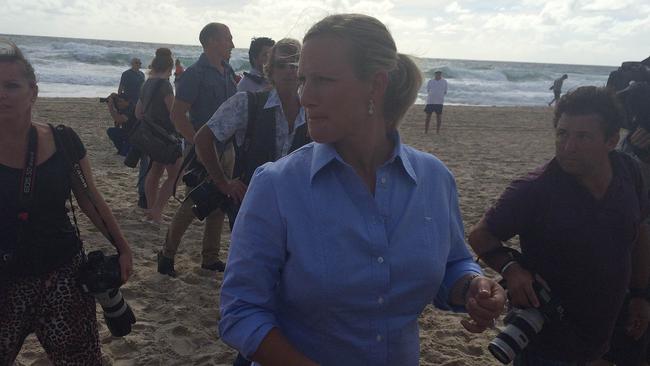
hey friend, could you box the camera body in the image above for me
[187,180,236,221]
[489,281,564,364]
[123,147,143,168]
[78,250,136,337]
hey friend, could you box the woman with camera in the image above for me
[218,14,506,365]
[135,48,182,224]
[0,40,133,364]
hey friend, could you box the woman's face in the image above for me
[298,36,372,144]
[270,50,299,91]
[0,62,37,120]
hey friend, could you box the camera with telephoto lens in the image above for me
[78,250,136,337]
[488,281,565,364]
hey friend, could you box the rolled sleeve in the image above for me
[434,176,482,311]
[219,165,286,357]
[206,92,249,146]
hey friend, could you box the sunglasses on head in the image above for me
[274,62,298,70]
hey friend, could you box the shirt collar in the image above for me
[250,67,264,77]
[310,131,417,184]
[264,89,307,129]
[265,89,281,109]
[197,53,230,72]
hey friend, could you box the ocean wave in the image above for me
[5,34,616,106]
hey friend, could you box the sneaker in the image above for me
[201,260,226,272]
[157,252,177,277]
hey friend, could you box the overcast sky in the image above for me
[2,0,649,65]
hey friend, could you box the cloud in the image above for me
[1,0,648,65]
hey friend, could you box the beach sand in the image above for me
[17,98,555,366]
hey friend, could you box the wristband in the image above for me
[500,260,518,275]
[461,274,481,303]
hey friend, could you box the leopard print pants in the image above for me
[0,251,101,365]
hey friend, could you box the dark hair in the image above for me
[303,14,422,130]
[0,39,37,84]
[263,38,300,85]
[199,23,226,48]
[553,86,624,138]
[249,37,275,70]
[149,48,173,73]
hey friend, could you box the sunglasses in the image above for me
[274,62,298,70]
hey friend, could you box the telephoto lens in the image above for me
[488,281,564,364]
[488,308,544,364]
[94,288,137,337]
[78,250,136,337]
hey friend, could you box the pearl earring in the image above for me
[368,99,375,115]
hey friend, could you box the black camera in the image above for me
[186,180,239,230]
[78,250,136,337]
[99,97,110,103]
[488,281,564,364]
[124,146,143,168]
[182,166,208,188]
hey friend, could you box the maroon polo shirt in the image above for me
[485,151,648,362]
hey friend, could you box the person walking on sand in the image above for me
[424,70,447,134]
[548,74,568,107]
[157,22,238,276]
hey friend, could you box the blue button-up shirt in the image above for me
[219,133,481,365]
[175,53,238,130]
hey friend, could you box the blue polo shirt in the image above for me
[175,53,238,131]
[119,69,145,105]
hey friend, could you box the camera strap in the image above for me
[18,125,39,218]
[50,124,116,246]
[11,125,39,261]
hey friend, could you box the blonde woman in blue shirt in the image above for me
[219,14,506,366]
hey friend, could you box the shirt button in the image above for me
[378,296,384,304]
[377,256,384,264]
[380,177,387,184]
[376,334,382,342]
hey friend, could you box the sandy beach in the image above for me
[18,98,556,366]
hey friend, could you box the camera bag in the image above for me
[128,79,181,165]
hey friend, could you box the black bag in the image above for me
[128,79,181,164]
[128,119,181,164]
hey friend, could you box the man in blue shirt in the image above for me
[158,22,238,275]
[118,58,144,105]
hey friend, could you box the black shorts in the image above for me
[424,104,443,115]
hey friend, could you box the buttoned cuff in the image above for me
[434,259,482,312]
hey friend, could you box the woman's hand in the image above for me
[461,276,506,333]
[118,247,134,284]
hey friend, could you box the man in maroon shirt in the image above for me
[469,86,650,365]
